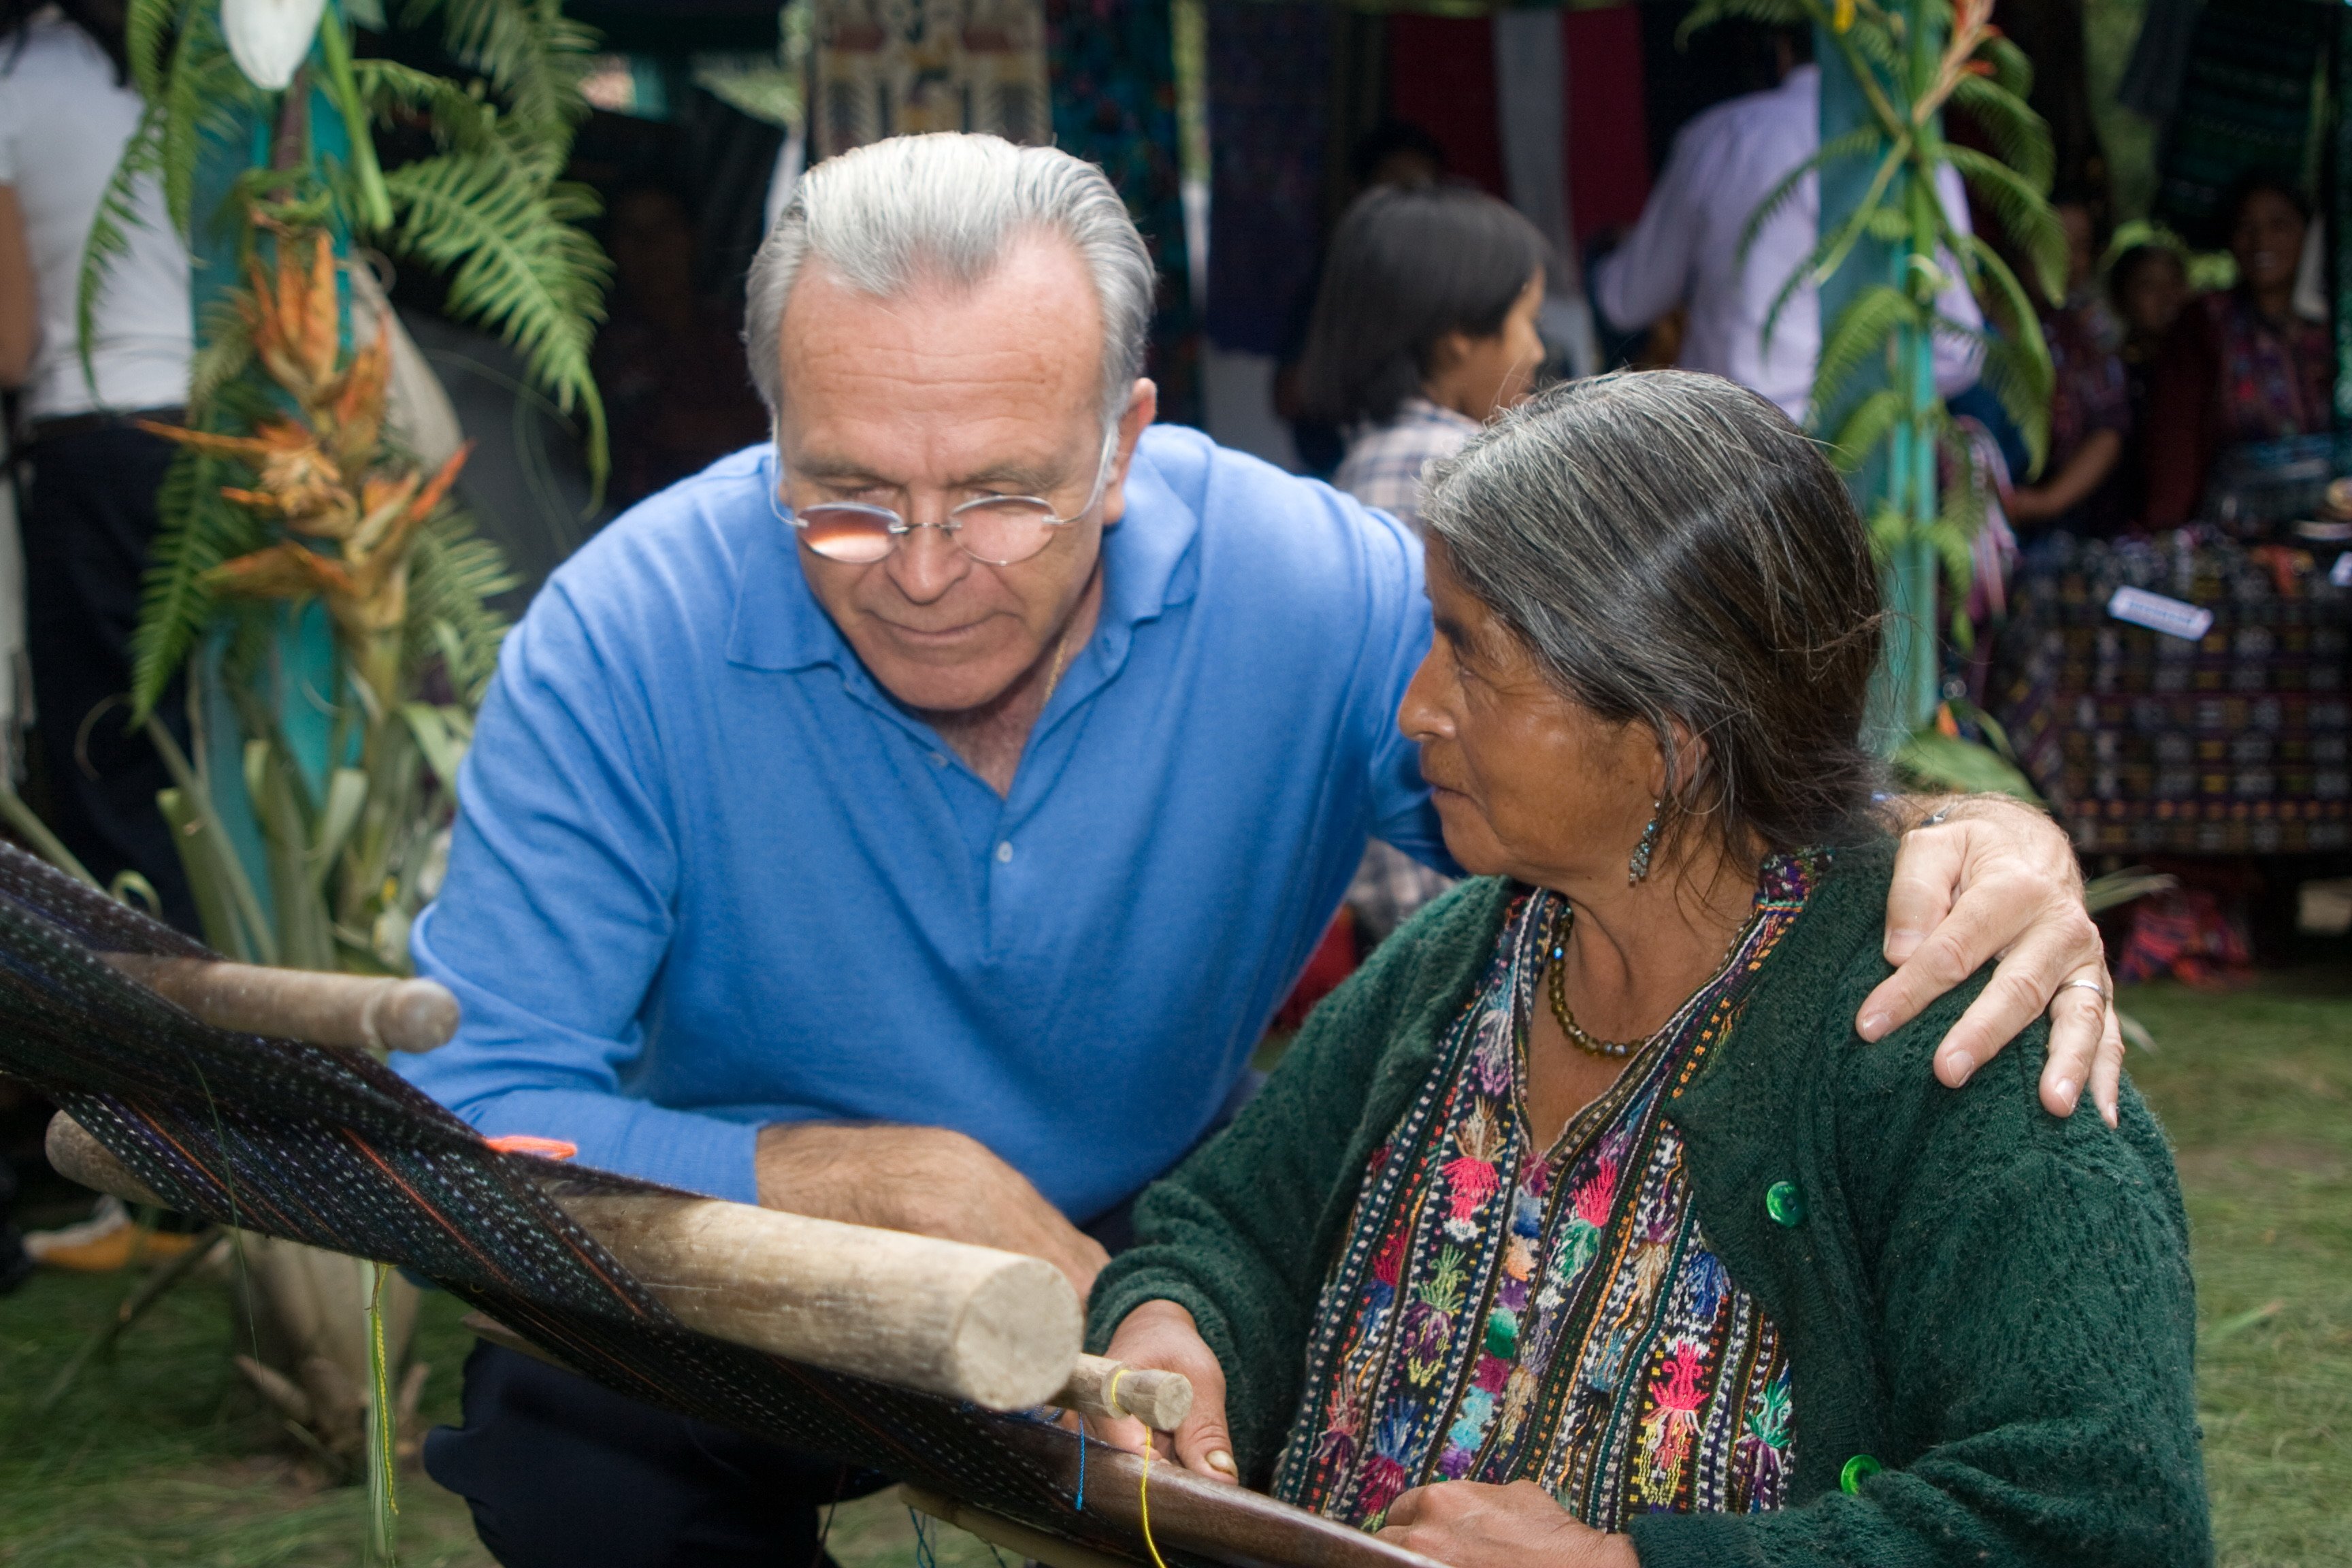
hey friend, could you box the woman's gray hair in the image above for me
[744,133,1155,427]
[1420,370,1885,857]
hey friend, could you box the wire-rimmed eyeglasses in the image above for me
[770,431,1117,567]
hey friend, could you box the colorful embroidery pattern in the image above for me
[1273,857,1818,1530]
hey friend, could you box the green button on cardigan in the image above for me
[1087,840,2211,1568]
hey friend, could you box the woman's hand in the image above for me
[1863,797,2121,1126]
[1378,1482,1637,1568]
[1094,1299,1241,1482]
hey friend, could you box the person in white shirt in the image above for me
[0,0,197,930]
[1591,30,1983,421]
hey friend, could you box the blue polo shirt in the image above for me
[399,425,1445,1217]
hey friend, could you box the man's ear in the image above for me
[1100,378,1158,527]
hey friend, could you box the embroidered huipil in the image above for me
[1273,855,1818,1529]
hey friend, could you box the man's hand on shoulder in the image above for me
[755,1122,1111,1300]
[1862,794,2121,1126]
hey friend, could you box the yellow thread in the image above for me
[1138,1429,1171,1568]
[1105,1365,1128,1422]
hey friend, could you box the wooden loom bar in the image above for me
[46,1113,1084,1411]
[101,953,461,1054]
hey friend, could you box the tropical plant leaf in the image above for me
[1810,283,1918,425]
[75,101,165,402]
[1761,140,1908,360]
[1893,730,2040,801]
[353,57,502,154]
[1944,145,2066,305]
[385,153,609,489]
[1978,35,2034,100]
[1737,125,1879,261]
[186,293,257,413]
[404,509,515,704]
[1950,74,2053,197]
[404,0,595,161]
[1826,387,1903,471]
[1678,0,1814,48]
[125,0,176,102]
[127,438,269,721]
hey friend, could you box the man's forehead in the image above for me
[774,241,1107,466]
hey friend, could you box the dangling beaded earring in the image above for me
[1627,802,1663,885]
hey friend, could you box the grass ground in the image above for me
[1,968,2345,1566]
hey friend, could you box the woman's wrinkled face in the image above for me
[2231,190,2306,297]
[1399,538,1661,889]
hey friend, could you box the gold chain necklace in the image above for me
[1541,898,1752,1060]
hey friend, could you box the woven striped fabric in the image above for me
[0,838,1187,1564]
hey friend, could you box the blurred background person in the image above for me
[1296,182,1548,956]
[2144,175,2329,529]
[2110,240,2190,426]
[1276,120,1453,477]
[1299,184,1548,532]
[592,182,772,510]
[1589,26,1983,420]
[2007,195,2132,536]
[0,0,197,931]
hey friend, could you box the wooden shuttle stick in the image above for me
[46,1113,1082,1411]
[1054,1352,1193,1430]
[101,953,461,1054]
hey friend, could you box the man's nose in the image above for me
[885,519,971,602]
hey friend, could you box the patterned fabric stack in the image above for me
[1996,529,2352,855]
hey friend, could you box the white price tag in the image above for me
[2107,586,2213,641]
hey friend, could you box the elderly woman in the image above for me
[1089,373,2208,1567]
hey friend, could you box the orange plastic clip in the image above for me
[485,1134,578,1160]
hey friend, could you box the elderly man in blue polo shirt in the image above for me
[404,135,2114,1567]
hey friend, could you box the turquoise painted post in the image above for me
[184,32,350,943]
[1819,5,1945,750]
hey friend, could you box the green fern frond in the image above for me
[385,153,610,489]
[355,57,502,154]
[1737,125,1879,262]
[129,440,270,722]
[125,0,175,101]
[75,101,165,402]
[404,511,515,704]
[1978,35,2034,100]
[186,295,255,413]
[1949,76,2053,197]
[404,0,594,160]
[1976,334,2055,479]
[1761,140,1909,358]
[1944,146,2066,305]
[1826,387,1904,472]
[1678,0,1814,49]
[1810,283,1918,425]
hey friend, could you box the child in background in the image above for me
[1296,184,1551,951]
[1298,184,1549,532]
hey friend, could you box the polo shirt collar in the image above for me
[725,434,1200,676]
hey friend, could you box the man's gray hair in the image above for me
[744,133,1155,425]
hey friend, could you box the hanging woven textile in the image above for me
[813,0,1053,158]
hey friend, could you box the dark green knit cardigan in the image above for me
[1088,841,2210,1568]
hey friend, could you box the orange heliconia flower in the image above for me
[141,222,473,699]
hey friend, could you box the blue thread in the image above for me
[909,1509,938,1568]
[1073,1424,1088,1513]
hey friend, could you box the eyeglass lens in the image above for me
[796,496,1063,566]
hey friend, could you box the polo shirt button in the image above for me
[1839,1454,1881,1494]
[929,751,947,767]
[1765,1179,1806,1226]
[996,841,1014,863]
